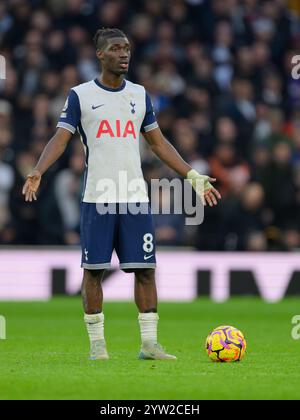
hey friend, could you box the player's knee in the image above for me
[135,268,155,284]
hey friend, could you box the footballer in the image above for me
[22,28,221,360]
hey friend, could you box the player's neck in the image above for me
[98,73,125,89]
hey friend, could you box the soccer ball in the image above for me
[205,325,246,362]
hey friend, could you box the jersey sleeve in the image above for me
[56,89,81,134]
[140,91,159,133]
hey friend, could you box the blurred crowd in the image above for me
[0,0,300,251]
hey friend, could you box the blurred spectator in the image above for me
[0,150,14,231]
[209,142,250,197]
[173,118,210,174]
[54,140,85,245]
[221,182,266,250]
[280,227,300,251]
[152,188,185,246]
[212,20,234,91]
[260,108,291,149]
[246,231,268,252]
[258,141,297,227]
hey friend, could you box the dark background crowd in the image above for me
[0,0,300,251]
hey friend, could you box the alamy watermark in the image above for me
[291,55,300,80]
[93,171,205,225]
[0,55,6,79]
[291,315,300,340]
[0,315,6,340]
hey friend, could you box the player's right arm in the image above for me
[22,128,72,202]
[23,88,81,202]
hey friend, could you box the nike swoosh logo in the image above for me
[144,255,154,260]
[92,104,105,110]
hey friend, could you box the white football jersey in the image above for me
[57,78,158,203]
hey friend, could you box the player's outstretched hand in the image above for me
[203,177,222,207]
[187,169,222,207]
[22,169,42,202]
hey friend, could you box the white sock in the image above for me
[84,313,105,342]
[138,312,159,345]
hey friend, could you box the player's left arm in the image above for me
[143,126,191,177]
[143,127,221,206]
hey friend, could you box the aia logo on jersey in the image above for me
[96,120,136,139]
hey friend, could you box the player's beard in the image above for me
[113,68,128,76]
[113,61,129,76]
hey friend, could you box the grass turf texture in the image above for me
[0,297,300,400]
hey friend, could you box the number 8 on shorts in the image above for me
[143,233,154,253]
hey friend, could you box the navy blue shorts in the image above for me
[80,203,156,270]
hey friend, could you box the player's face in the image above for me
[101,39,131,76]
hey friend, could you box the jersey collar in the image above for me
[94,78,126,92]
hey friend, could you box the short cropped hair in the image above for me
[93,28,127,50]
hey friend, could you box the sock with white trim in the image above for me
[138,312,159,345]
[84,313,105,342]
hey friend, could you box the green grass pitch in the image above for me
[1,297,300,400]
